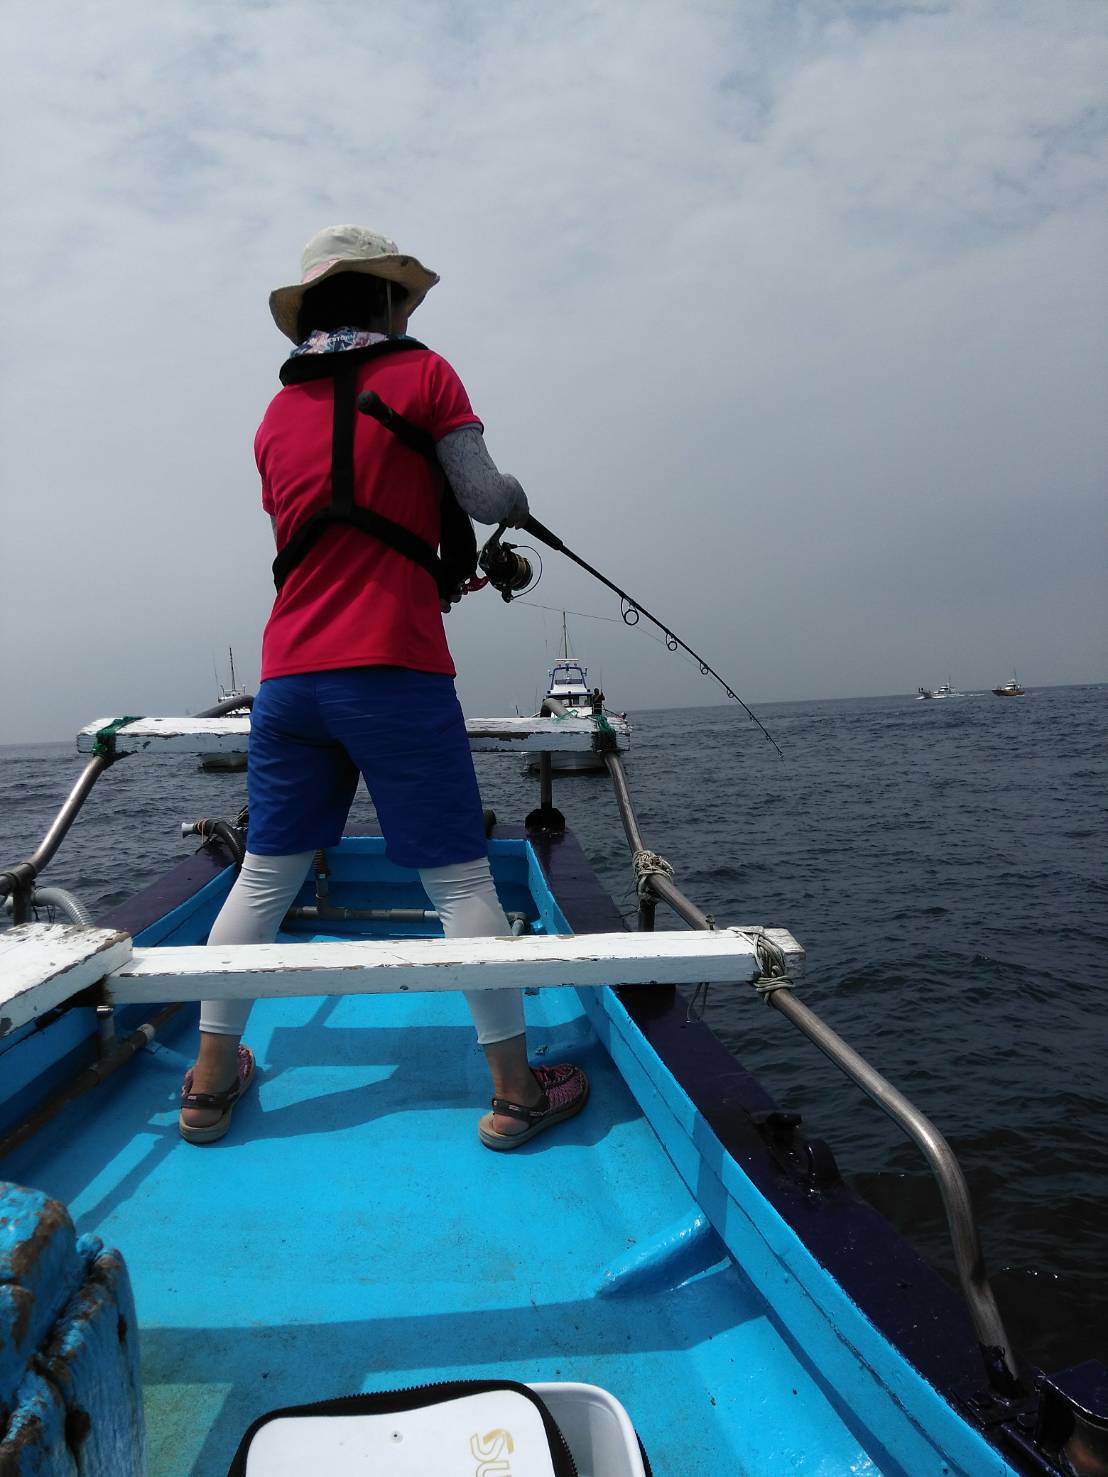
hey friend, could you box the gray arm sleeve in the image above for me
[436,425,529,525]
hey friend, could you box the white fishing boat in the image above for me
[524,614,631,773]
[199,649,252,772]
[917,681,963,700]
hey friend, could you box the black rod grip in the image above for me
[522,515,563,551]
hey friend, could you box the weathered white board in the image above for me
[467,715,629,752]
[77,715,620,757]
[104,928,772,1007]
[77,717,251,755]
[0,924,133,1037]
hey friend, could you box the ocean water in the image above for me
[2,683,1105,1375]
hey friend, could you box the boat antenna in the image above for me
[480,517,782,757]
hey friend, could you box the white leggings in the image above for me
[200,852,526,1046]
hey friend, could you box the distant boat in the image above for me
[524,613,630,773]
[992,673,1026,698]
[917,681,962,700]
[200,648,251,772]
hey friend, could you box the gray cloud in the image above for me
[1,0,1105,742]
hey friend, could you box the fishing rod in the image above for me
[478,517,783,758]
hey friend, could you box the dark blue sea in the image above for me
[2,683,1105,1376]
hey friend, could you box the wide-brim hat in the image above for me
[269,224,440,341]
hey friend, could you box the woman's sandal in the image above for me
[478,1063,589,1152]
[178,1045,256,1145]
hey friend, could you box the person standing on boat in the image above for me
[179,225,588,1150]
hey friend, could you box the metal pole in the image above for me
[28,755,110,875]
[1,755,111,912]
[601,747,1020,1392]
[194,694,254,718]
[2,692,255,909]
[603,752,645,851]
[0,1004,183,1162]
[768,987,1019,1388]
[603,754,715,930]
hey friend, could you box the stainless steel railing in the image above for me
[0,694,254,920]
[600,749,1021,1393]
[0,755,112,920]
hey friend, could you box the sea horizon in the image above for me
[1,677,1104,750]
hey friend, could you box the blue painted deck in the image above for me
[2,838,1022,1476]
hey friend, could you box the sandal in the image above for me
[178,1045,256,1145]
[478,1064,589,1151]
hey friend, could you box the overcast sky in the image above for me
[1,0,1105,743]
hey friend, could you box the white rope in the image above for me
[741,926,797,1007]
[632,848,675,899]
[753,974,795,1005]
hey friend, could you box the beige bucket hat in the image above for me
[269,224,440,341]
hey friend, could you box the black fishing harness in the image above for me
[271,337,477,600]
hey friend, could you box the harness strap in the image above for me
[270,339,476,599]
[357,389,436,458]
[357,390,480,597]
[331,359,357,514]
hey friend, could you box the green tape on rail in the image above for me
[92,716,144,758]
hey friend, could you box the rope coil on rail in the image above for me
[753,974,795,1005]
[744,927,797,1007]
[632,848,675,899]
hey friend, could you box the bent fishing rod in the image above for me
[478,517,783,758]
[351,386,780,756]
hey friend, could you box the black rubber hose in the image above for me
[207,820,245,866]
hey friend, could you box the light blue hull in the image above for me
[1,838,1025,1475]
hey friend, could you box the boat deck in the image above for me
[2,831,1021,1477]
[5,983,878,1477]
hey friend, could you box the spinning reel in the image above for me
[477,523,541,602]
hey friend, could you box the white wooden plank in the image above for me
[470,714,630,753]
[0,924,133,1036]
[77,715,627,757]
[104,928,766,1007]
[478,714,633,740]
[77,716,251,756]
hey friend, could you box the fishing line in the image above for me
[517,601,628,627]
[521,600,733,681]
[480,517,782,758]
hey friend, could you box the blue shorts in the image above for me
[245,668,488,869]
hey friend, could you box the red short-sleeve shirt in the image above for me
[256,346,480,681]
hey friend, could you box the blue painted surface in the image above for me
[596,1211,725,1298]
[0,869,235,1136]
[0,1183,82,1403]
[2,838,1025,1476]
[0,1014,98,1132]
[0,1184,143,1475]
